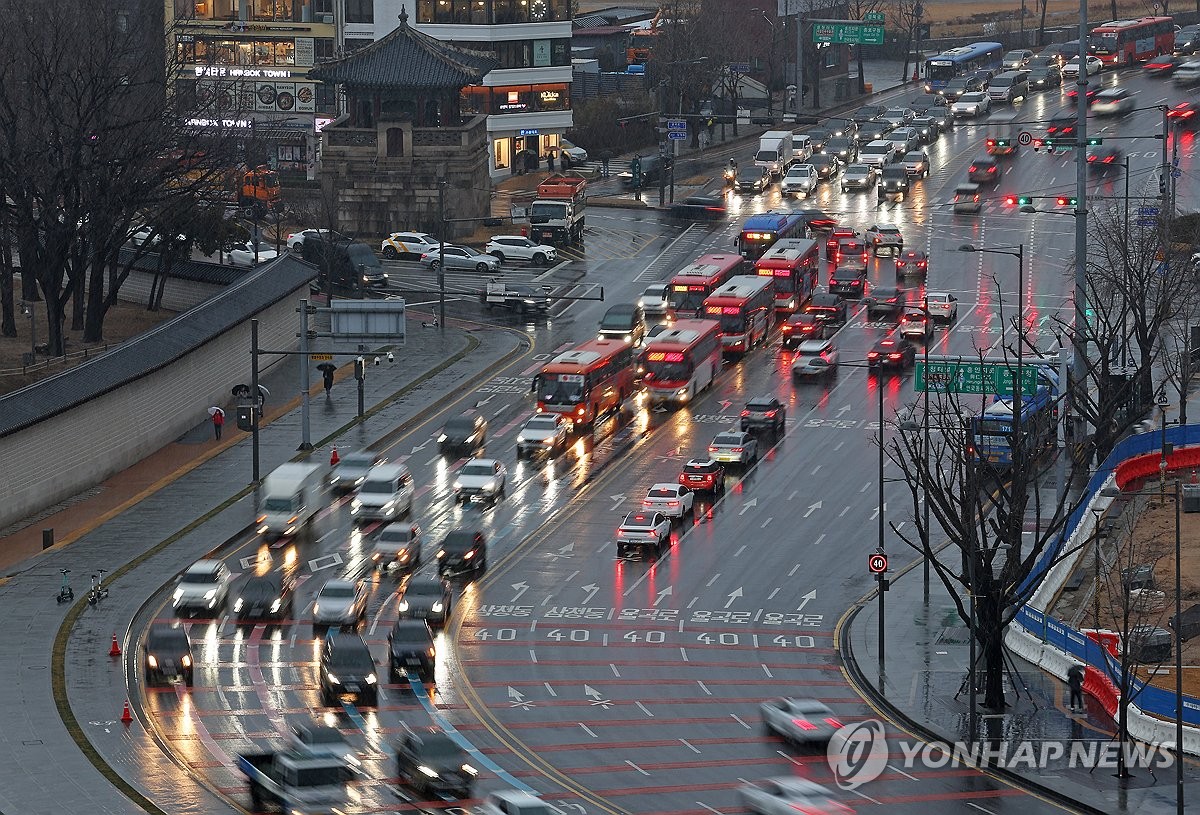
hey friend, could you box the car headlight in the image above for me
[431,601,444,613]
[203,589,217,601]
[181,655,192,667]
[461,763,478,776]
[436,549,446,559]
[438,434,448,442]
[418,765,440,778]
[382,501,395,513]
[624,334,632,343]
[270,599,281,613]
[463,549,476,560]
[351,499,362,510]
[365,673,377,685]
[326,672,339,685]
[516,434,526,444]
[312,603,320,616]
[453,481,463,491]
[399,599,410,611]
[234,598,244,611]
[173,588,183,600]
[148,655,158,668]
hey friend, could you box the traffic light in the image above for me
[1056,196,1079,207]
[1017,195,1033,206]
[1003,195,1018,206]
[1085,136,1103,146]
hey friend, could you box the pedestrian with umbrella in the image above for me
[208,406,225,440]
[317,362,337,396]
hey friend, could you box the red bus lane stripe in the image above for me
[245,623,290,736]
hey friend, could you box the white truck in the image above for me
[528,173,587,245]
[238,749,351,814]
[754,130,794,178]
[258,461,329,540]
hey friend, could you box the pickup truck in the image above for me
[482,280,552,315]
[238,750,351,814]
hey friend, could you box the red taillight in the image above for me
[824,717,843,729]
[988,166,996,173]
[731,447,743,453]
[969,165,977,172]
[667,501,679,507]
[867,352,879,359]
[792,718,818,731]
[781,324,793,332]
[708,446,718,453]
[740,409,750,417]
[1088,154,1096,162]
[765,410,777,417]
[889,353,901,360]
[1103,155,1115,164]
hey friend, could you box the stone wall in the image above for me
[319,115,491,240]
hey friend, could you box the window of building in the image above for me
[345,0,373,24]
[314,38,335,61]
[344,38,372,53]
[533,83,568,111]
[494,137,511,169]
[460,85,488,115]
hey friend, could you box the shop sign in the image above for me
[294,37,314,67]
[315,116,334,133]
[186,117,254,129]
[499,91,527,111]
[196,66,292,79]
[538,90,561,105]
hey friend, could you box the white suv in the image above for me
[859,140,897,169]
[924,292,959,322]
[381,231,439,260]
[485,235,558,265]
[781,164,818,197]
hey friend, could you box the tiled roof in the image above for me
[310,15,497,90]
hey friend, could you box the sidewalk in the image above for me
[0,314,524,815]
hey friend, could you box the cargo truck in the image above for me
[529,173,586,245]
[238,749,350,814]
[258,461,329,540]
[754,130,793,178]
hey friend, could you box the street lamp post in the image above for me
[1174,478,1184,815]
[877,373,887,670]
[759,12,778,115]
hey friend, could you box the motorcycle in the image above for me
[723,165,737,186]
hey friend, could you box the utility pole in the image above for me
[1070,5,1090,452]
[437,179,447,332]
[298,299,313,450]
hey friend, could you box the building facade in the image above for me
[366,0,573,178]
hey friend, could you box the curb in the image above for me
[836,584,1103,815]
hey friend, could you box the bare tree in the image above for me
[846,0,887,94]
[888,0,923,83]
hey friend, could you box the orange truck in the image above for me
[529,173,586,245]
[164,152,282,217]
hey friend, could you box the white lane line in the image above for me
[533,259,571,282]
[544,682,557,697]
[888,763,919,781]
[731,713,751,728]
[860,481,871,492]
[852,789,883,805]
[761,517,772,528]
[529,649,538,663]
[966,804,997,814]
[813,533,826,545]
[688,596,699,608]
[680,738,702,754]
[705,573,721,587]
[625,760,651,776]
[734,544,747,557]
[788,564,800,576]
[636,701,655,717]
[680,647,690,662]
[579,723,598,738]
[610,663,621,677]
[696,804,723,815]
[768,588,781,600]
[698,680,713,695]
[762,663,774,678]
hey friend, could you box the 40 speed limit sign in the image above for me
[868,552,888,574]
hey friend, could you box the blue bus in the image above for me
[924,41,1004,92]
[968,365,1060,470]
[737,212,807,261]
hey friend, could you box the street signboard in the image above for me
[667,131,688,140]
[1017,131,1032,146]
[812,22,885,45]
[915,358,1039,395]
[666,119,687,131]
[864,11,885,21]
[1135,217,1158,227]
[309,353,333,361]
[728,62,751,73]
[1138,206,1160,216]
[868,553,888,574]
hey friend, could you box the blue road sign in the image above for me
[667,131,688,140]
[1138,206,1159,216]
[728,62,751,73]
[1135,217,1158,227]
[666,119,687,131]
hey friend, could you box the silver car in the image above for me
[760,697,842,744]
[739,778,851,815]
[638,283,672,317]
[840,163,877,192]
[172,559,233,616]
[420,244,502,273]
[707,429,758,466]
[330,450,386,495]
[312,578,368,627]
[453,458,507,504]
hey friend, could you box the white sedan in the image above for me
[951,92,991,117]
[1062,55,1104,78]
[286,228,346,253]
[558,139,588,167]
[641,483,694,520]
[738,778,852,815]
[484,236,558,265]
[129,224,186,248]
[761,697,842,744]
[453,458,507,504]
[1091,87,1134,116]
[226,242,279,267]
[615,511,672,560]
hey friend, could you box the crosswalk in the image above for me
[567,159,633,177]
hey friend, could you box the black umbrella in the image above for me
[316,363,337,375]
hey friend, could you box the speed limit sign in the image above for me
[1017,130,1033,146]
[868,553,888,574]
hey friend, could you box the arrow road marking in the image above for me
[611,494,626,509]
[475,395,495,408]
[508,686,535,709]
[837,404,852,416]
[581,583,599,604]
[410,440,429,454]
[548,543,575,560]
[720,400,733,411]
[654,586,673,607]
[738,498,758,516]
[584,685,614,708]
[510,582,529,603]
[804,501,822,518]
[797,590,817,612]
[724,588,743,609]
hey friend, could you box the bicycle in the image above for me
[87,569,109,606]
[55,569,73,604]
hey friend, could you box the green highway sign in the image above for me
[915,359,1039,395]
[812,21,885,45]
[864,11,886,22]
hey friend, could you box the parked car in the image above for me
[485,235,557,265]
[421,244,501,273]
[226,241,279,267]
[290,228,349,253]
[381,231,438,260]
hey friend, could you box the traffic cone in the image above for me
[120,700,133,725]
[912,68,919,82]
[330,446,340,466]
[109,633,121,657]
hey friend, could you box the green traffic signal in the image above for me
[1086,137,1103,146]
[1056,196,1079,207]
[1017,195,1033,206]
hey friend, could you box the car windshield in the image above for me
[600,311,634,329]
[461,463,495,477]
[148,631,188,651]
[391,624,431,644]
[346,244,381,268]
[647,488,676,498]
[524,416,559,431]
[405,580,444,598]
[327,645,371,667]
[263,496,298,513]
[414,735,464,760]
[737,168,762,181]
[321,584,356,598]
[298,727,345,745]
[339,454,376,469]
[360,477,398,494]
[445,417,475,434]
[713,434,741,445]
[442,532,479,552]
[530,201,566,218]
[960,93,984,102]
[179,571,218,585]
[380,528,414,544]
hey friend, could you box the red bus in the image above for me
[1089,17,1174,67]
[702,275,775,355]
[753,238,820,313]
[637,319,722,406]
[667,253,745,316]
[535,338,635,430]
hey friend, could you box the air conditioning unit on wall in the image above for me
[320,13,334,23]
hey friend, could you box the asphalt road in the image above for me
[125,66,1198,815]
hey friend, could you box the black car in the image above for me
[850,104,887,123]
[1087,145,1123,172]
[781,311,832,348]
[857,121,893,142]
[319,632,377,706]
[805,292,848,325]
[910,116,938,143]
[867,337,917,370]
[805,128,831,152]
[437,528,487,577]
[967,156,1001,185]
[1028,67,1061,89]
[232,573,295,622]
[144,625,194,687]
[924,106,954,133]
[388,619,436,683]
[734,165,770,194]
[396,726,476,799]
[598,303,646,345]
[825,136,858,163]
[908,95,946,112]
[829,267,867,298]
[302,237,388,290]
[439,411,487,457]
[482,282,552,314]
[740,396,786,434]
[669,195,727,220]
[823,117,858,141]
[863,286,905,320]
[398,575,453,628]
[941,76,984,101]
[808,153,841,181]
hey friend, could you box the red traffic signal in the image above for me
[1003,195,1018,206]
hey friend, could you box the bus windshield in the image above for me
[769,272,797,293]
[1089,32,1118,53]
[927,61,956,81]
[716,313,746,333]
[670,287,708,313]
[539,374,585,405]
[643,359,692,382]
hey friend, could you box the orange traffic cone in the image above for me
[109,633,121,657]
[912,68,919,82]
[120,700,133,725]
[330,446,340,466]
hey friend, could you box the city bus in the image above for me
[923,42,1004,92]
[667,253,744,316]
[753,237,820,312]
[702,275,775,355]
[534,338,635,430]
[737,212,808,261]
[968,366,1061,471]
[1089,17,1174,67]
[636,319,722,406]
